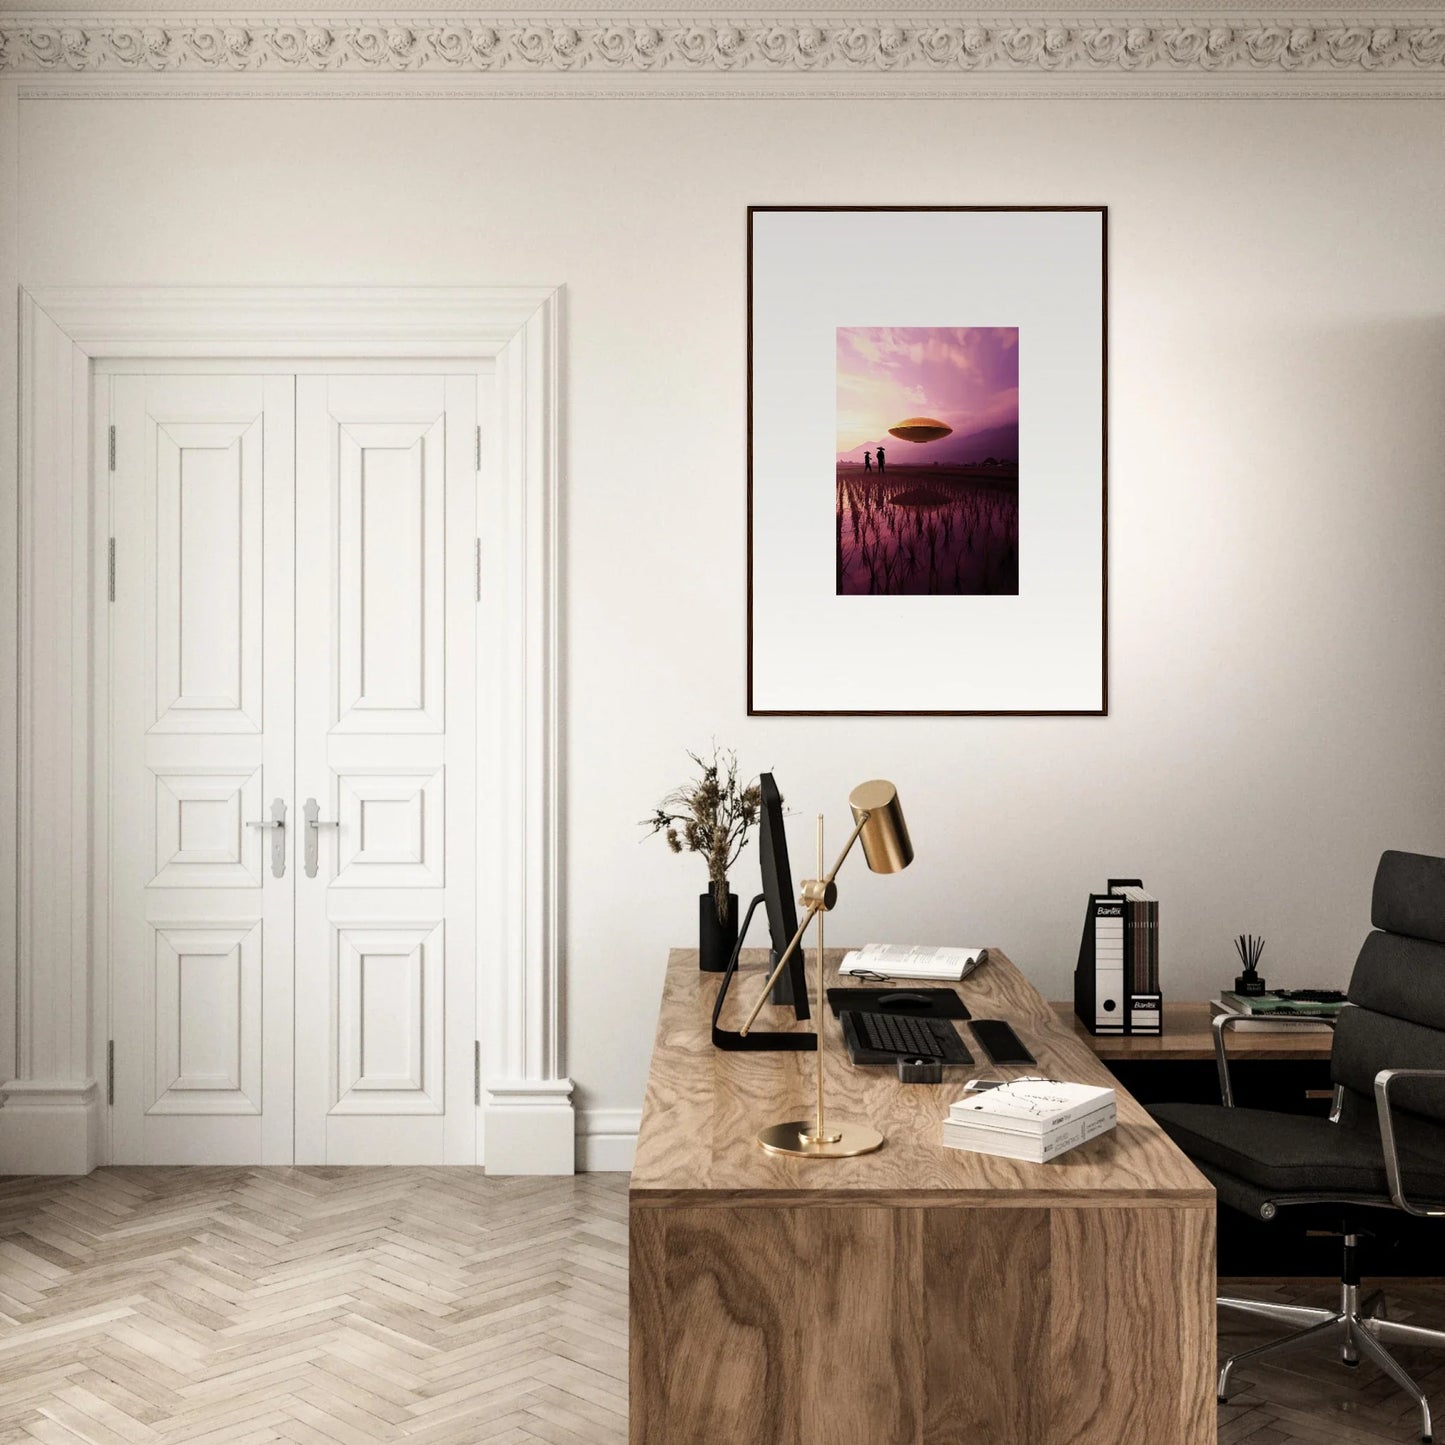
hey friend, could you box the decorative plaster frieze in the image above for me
[2,14,1444,77]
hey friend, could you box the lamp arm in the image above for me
[737,901,821,1038]
[820,812,871,889]
[738,812,871,1037]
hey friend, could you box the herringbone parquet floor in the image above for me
[0,1169,629,1445]
[1219,1276,1445,1445]
[0,1168,1442,1444]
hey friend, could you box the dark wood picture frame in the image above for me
[746,204,1109,717]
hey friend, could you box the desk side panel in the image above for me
[633,1204,930,1444]
[631,1199,1214,1445]
[629,1203,667,1441]
[921,1206,1051,1443]
[1049,1205,1216,1445]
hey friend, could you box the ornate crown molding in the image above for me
[3,13,1444,82]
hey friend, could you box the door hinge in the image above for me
[474,1041,481,1106]
[475,424,482,472]
[107,538,116,602]
[107,425,116,472]
[474,539,482,603]
[106,1040,115,1106]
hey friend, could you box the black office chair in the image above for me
[1150,849,1445,1443]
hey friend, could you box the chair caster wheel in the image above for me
[1343,1359,1360,1368]
[1217,1397,1227,1405]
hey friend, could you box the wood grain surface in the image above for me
[921,1206,1049,1442]
[630,948,1213,1206]
[1048,1205,1217,1445]
[0,1166,1434,1445]
[629,948,1216,1445]
[1055,1000,1334,1061]
[629,1201,1215,1445]
[0,1166,629,1444]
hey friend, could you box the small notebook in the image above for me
[838,944,986,982]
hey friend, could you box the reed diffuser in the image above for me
[1234,934,1267,996]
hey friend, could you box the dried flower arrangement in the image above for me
[642,747,763,923]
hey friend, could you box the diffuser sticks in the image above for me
[1234,934,1266,995]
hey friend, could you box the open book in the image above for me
[838,943,986,982]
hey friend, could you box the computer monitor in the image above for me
[709,771,815,1051]
[758,773,810,1019]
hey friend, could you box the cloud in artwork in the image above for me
[835,326,1019,458]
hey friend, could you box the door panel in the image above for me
[150,921,262,1114]
[150,767,265,888]
[335,419,445,732]
[110,374,295,1164]
[108,368,477,1167]
[294,375,477,1165]
[152,423,264,732]
[334,921,444,1112]
[333,767,445,889]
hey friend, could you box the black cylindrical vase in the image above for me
[699,889,739,972]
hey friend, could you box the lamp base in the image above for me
[756,1119,884,1158]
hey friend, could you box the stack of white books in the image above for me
[838,943,985,981]
[942,1079,1117,1163]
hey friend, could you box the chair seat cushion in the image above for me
[1149,1102,1445,1199]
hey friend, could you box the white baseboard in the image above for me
[0,1080,101,1175]
[483,1078,576,1175]
[0,1078,636,1176]
[577,1108,639,1173]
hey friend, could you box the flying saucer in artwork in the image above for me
[887,417,953,444]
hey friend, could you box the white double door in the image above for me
[108,370,479,1165]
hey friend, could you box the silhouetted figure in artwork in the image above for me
[863,451,872,473]
[876,445,886,474]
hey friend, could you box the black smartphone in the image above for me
[970,1019,1036,1066]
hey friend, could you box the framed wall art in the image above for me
[747,205,1107,716]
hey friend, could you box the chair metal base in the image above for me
[1219,1281,1445,1443]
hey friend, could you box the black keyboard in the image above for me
[843,1011,973,1065]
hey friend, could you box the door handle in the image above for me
[303,797,339,880]
[246,797,288,879]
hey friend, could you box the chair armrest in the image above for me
[1212,1011,1338,1108]
[1374,1068,1445,1218]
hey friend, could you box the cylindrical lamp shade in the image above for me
[848,780,914,874]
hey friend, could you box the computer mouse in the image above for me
[879,992,932,1010]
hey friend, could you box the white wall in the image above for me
[15,94,1445,1151]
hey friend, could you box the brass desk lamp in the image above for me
[739,780,913,1158]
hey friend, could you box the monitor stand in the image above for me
[770,948,804,1007]
[711,895,816,1053]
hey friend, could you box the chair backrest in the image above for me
[1331,851,1445,1149]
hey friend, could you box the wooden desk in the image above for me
[1053,1000,1334,1062]
[630,949,1216,1445]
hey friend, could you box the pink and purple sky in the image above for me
[836,326,1019,464]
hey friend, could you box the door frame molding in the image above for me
[4,285,572,1175]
